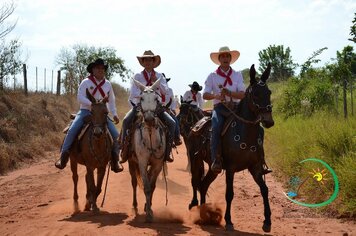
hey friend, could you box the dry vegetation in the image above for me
[0,84,129,174]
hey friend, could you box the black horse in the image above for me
[187,64,274,232]
[177,98,205,170]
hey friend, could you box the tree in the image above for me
[0,1,17,40]
[56,44,132,94]
[300,47,328,78]
[349,12,356,43]
[258,44,296,81]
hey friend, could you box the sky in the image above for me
[5,0,356,96]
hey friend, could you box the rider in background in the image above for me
[55,58,123,173]
[183,81,204,109]
[120,50,179,163]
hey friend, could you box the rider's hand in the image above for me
[113,115,120,124]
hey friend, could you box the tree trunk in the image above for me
[343,77,348,119]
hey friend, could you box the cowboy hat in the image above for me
[162,73,171,82]
[87,58,108,73]
[189,81,202,91]
[210,46,240,65]
[137,50,161,68]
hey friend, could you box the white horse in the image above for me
[128,78,167,223]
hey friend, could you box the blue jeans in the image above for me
[170,112,181,140]
[211,103,229,162]
[61,109,119,153]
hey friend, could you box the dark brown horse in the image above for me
[177,98,205,170]
[69,89,112,213]
[187,64,274,232]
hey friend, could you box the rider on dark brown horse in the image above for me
[55,58,123,173]
[183,81,204,110]
[120,50,181,164]
[202,46,272,174]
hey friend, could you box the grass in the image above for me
[265,81,356,217]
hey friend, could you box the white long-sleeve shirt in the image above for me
[203,68,245,105]
[183,90,204,108]
[128,70,170,107]
[77,76,118,117]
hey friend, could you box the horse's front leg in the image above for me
[200,169,218,205]
[189,151,203,209]
[224,170,235,231]
[129,160,138,214]
[94,166,106,209]
[148,161,163,207]
[70,159,79,213]
[251,170,272,232]
[139,160,153,223]
[85,168,98,213]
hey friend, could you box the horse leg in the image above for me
[200,169,218,205]
[139,162,153,223]
[250,170,272,232]
[93,167,106,212]
[189,153,203,209]
[70,159,79,213]
[85,169,97,213]
[129,161,138,213]
[224,170,235,231]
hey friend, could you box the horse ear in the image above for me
[249,64,257,85]
[86,88,96,103]
[133,78,146,92]
[261,63,271,82]
[180,95,184,103]
[151,77,161,91]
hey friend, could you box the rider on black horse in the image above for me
[202,46,272,175]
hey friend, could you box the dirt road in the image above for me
[0,145,354,236]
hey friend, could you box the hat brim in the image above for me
[210,50,240,65]
[137,55,161,68]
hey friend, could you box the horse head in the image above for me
[133,77,161,127]
[247,64,274,128]
[86,89,109,137]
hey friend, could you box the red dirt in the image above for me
[0,145,355,236]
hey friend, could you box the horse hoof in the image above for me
[145,214,154,223]
[262,223,271,232]
[92,207,100,214]
[225,224,234,231]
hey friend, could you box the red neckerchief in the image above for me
[216,66,232,87]
[88,75,106,98]
[142,70,166,102]
[143,70,156,86]
[191,90,197,102]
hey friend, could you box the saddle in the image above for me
[190,116,211,136]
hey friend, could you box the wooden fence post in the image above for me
[56,70,61,95]
[23,64,28,96]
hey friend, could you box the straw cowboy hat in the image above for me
[210,46,240,65]
[189,81,202,91]
[137,50,161,68]
[87,58,108,73]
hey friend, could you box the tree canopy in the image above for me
[56,44,132,94]
[258,44,296,82]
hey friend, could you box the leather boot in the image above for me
[111,141,123,173]
[211,155,222,174]
[165,137,174,162]
[55,151,70,169]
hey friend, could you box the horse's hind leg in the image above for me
[250,169,271,233]
[70,159,79,213]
